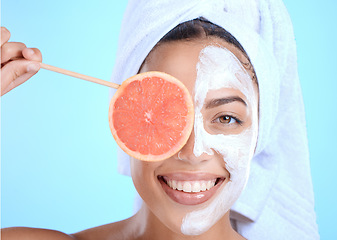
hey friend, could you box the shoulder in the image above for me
[72,218,134,240]
[1,218,135,240]
[1,227,75,240]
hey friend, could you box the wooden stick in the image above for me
[40,63,120,89]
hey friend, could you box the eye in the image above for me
[218,115,235,124]
[212,114,243,125]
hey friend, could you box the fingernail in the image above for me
[26,48,35,56]
[27,63,40,72]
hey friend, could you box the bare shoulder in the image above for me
[1,217,136,240]
[72,218,134,240]
[1,227,75,240]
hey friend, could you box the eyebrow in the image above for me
[205,96,247,109]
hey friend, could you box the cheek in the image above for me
[193,107,257,169]
[130,159,169,212]
[181,131,256,236]
[130,158,142,182]
[130,159,144,196]
[204,133,254,171]
[130,159,154,198]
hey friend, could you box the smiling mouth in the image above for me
[158,175,225,205]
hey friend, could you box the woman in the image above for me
[113,0,319,238]
[2,20,256,240]
[1,0,319,239]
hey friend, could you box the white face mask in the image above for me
[181,46,259,235]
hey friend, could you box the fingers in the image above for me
[1,59,40,96]
[1,27,11,46]
[1,42,26,64]
[0,48,42,96]
[22,47,42,62]
[1,41,42,65]
[0,26,43,96]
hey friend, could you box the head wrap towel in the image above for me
[110,0,319,239]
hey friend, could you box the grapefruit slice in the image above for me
[109,71,194,161]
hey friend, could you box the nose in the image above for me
[175,129,213,164]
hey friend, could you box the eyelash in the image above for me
[212,114,243,126]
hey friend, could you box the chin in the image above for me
[158,174,232,236]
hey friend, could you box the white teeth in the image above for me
[177,181,183,191]
[183,182,192,192]
[201,182,207,191]
[172,180,177,189]
[192,182,201,193]
[206,180,213,190]
[164,178,218,193]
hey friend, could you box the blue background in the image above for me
[1,1,336,239]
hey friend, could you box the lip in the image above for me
[158,172,226,205]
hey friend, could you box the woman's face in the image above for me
[131,38,259,236]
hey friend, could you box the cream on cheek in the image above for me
[181,46,258,235]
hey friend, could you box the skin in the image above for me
[126,39,258,239]
[1,27,41,96]
[180,45,258,235]
[1,26,258,240]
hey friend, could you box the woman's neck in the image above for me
[126,205,245,240]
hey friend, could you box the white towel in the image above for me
[110,0,319,239]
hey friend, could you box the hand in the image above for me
[1,27,42,96]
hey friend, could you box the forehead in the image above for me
[140,38,254,95]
